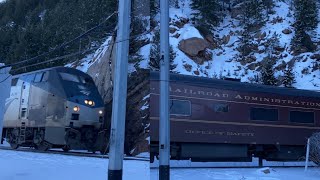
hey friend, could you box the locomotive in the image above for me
[1,67,108,153]
[150,72,320,163]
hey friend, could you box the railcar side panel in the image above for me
[150,74,320,162]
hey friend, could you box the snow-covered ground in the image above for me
[151,167,320,180]
[0,149,149,180]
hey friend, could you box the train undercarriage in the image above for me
[150,142,306,165]
[2,126,109,154]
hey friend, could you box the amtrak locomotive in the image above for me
[1,67,108,153]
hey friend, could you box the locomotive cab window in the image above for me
[290,111,314,124]
[250,107,278,121]
[214,104,229,112]
[170,100,191,116]
[34,72,44,83]
[59,72,80,83]
[11,78,18,86]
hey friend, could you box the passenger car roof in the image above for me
[150,71,320,98]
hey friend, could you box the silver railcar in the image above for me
[2,67,106,152]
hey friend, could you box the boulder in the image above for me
[222,35,231,45]
[231,6,243,19]
[183,64,192,72]
[310,54,320,61]
[179,37,210,57]
[173,33,180,39]
[274,46,285,52]
[240,55,257,66]
[282,29,292,34]
[205,34,214,43]
[174,17,189,28]
[247,63,259,70]
[170,27,177,34]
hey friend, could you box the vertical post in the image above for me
[107,0,131,180]
[305,138,310,172]
[159,0,170,180]
[0,66,12,143]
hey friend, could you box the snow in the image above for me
[65,36,112,73]
[0,149,149,180]
[167,0,320,92]
[138,44,151,69]
[151,167,320,180]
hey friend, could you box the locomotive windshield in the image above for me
[59,72,94,85]
[58,71,103,107]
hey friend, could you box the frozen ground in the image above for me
[0,149,149,180]
[150,167,320,180]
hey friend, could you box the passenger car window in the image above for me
[59,72,80,83]
[214,104,229,112]
[170,100,191,116]
[290,111,314,124]
[250,107,278,121]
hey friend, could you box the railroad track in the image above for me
[150,160,318,169]
[0,146,149,162]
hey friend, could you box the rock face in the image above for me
[87,35,149,155]
[87,36,116,104]
[104,69,150,156]
[178,37,213,64]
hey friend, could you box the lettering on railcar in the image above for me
[162,86,320,108]
[185,130,255,137]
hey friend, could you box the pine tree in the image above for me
[292,0,318,53]
[169,0,179,8]
[238,26,252,57]
[265,32,280,56]
[149,31,176,72]
[282,67,295,88]
[261,59,277,86]
[294,0,318,30]
[191,0,221,32]
[242,0,265,27]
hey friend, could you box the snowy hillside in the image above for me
[153,0,320,91]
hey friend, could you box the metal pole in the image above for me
[305,138,310,172]
[159,0,170,179]
[0,66,11,144]
[107,0,131,179]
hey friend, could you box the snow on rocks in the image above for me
[166,0,320,92]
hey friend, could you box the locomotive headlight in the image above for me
[88,100,94,106]
[99,110,103,115]
[84,100,89,104]
[73,106,80,112]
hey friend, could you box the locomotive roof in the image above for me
[12,66,88,78]
[150,71,320,98]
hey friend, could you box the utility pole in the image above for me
[0,66,11,144]
[159,0,170,180]
[107,0,131,179]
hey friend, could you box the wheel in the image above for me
[62,146,70,152]
[9,143,19,149]
[35,141,51,151]
[35,144,49,151]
